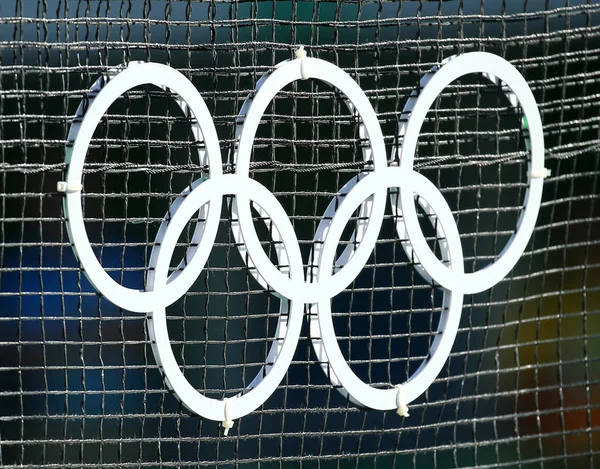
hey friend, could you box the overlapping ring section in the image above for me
[61,52,545,424]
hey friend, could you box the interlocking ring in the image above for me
[61,51,546,427]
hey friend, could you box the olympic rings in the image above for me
[61,51,546,427]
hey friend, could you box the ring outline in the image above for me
[396,52,545,294]
[64,62,223,313]
[146,176,305,422]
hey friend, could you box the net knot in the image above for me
[395,384,409,417]
[221,398,234,436]
[295,45,310,80]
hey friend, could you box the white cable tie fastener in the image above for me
[295,45,310,80]
[395,384,410,417]
[528,168,551,179]
[57,181,83,194]
[221,398,234,436]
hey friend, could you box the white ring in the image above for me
[146,175,304,422]
[63,62,222,312]
[313,168,464,410]
[307,172,461,407]
[230,61,377,299]
[396,52,545,294]
[233,58,387,304]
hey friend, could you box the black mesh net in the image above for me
[1,1,599,468]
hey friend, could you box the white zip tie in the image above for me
[395,384,409,417]
[295,45,310,80]
[221,398,234,436]
[528,167,551,179]
[57,181,83,193]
